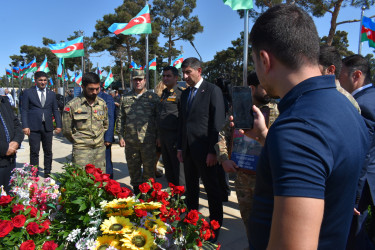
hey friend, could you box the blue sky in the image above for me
[1,0,374,77]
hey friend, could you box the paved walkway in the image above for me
[16,134,248,249]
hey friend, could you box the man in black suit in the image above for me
[177,57,226,242]
[21,71,62,178]
[339,55,375,249]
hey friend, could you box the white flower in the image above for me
[106,246,117,250]
[85,239,97,249]
[99,200,108,209]
[88,207,96,216]
[67,228,81,242]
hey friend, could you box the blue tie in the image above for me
[0,112,10,143]
[187,87,197,111]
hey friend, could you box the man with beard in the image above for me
[116,69,159,194]
[215,71,278,240]
[62,72,108,172]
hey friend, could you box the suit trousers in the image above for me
[160,129,180,186]
[105,144,113,179]
[29,122,53,175]
[0,160,15,193]
[183,144,224,226]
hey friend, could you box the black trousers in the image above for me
[160,130,180,186]
[0,160,15,193]
[105,144,113,179]
[29,123,53,174]
[183,145,224,226]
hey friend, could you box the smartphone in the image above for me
[231,86,254,129]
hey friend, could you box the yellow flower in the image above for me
[144,217,167,236]
[120,227,155,250]
[107,209,134,217]
[135,202,162,211]
[95,235,121,250]
[106,197,136,210]
[101,216,133,234]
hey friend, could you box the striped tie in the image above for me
[0,112,10,143]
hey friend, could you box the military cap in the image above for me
[132,69,145,79]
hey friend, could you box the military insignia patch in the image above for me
[64,107,70,112]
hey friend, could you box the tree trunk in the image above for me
[327,0,343,46]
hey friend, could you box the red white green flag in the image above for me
[49,37,85,58]
[108,5,152,35]
[104,69,114,89]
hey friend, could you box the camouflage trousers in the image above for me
[72,145,106,173]
[125,142,156,187]
[235,171,256,239]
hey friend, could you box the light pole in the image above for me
[189,40,202,62]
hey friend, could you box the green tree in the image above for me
[153,0,203,64]
[320,30,354,57]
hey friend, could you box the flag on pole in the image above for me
[49,36,85,58]
[75,72,83,85]
[57,58,64,80]
[6,69,12,78]
[361,16,375,48]
[148,58,156,70]
[70,73,76,82]
[171,55,184,69]
[23,58,37,74]
[12,67,19,78]
[49,78,54,86]
[108,5,152,35]
[129,61,138,70]
[223,0,253,10]
[96,67,103,80]
[64,73,69,81]
[37,56,50,73]
[104,69,114,89]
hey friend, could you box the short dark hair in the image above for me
[319,45,342,78]
[34,71,48,80]
[250,4,320,70]
[248,71,260,87]
[181,57,201,70]
[342,54,372,84]
[82,72,100,87]
[163,66,179,76]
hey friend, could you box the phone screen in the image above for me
[231,86,254,129]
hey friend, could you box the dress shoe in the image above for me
[44,172,51,178]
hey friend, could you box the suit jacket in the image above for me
[0,96,24,166]
[98,92,115,143]
[177,80,225,163]
[21,87,62,132]
[354,85,375,206]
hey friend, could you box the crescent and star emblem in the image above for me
[66,44,77,52]
[133,16,147,24]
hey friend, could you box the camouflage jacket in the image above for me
[335,80,361,113]
[116,89,159,144]
[215,102,279,163]
[62,95,108,148]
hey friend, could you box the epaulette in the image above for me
[178,86,186,91]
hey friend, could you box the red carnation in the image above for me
[117,188,132,198]
[26,222,41,235]
[134,209,148,217]
[85,164,96,174]
[12,204,24,214]
[152,182,162,191]
[202,229,212,241]
[139,183,151,193]
[12,215,26,228]
[0,220,14,237]
[101,173,111,182]
[39,220,51,233]
[105,185,122,196]
[149,177,155,183]
[93,173,103,182]
[201,219,210,230]
[184,210,200,226]
[20,240,35,250]
[0,195,13,206]
[196,239,203,247]
[26,206,38,218]
[210,220,220,230]
[174,185,185,195]
[42,240,58,250]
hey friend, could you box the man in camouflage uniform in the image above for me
[215,71,279,239]
[117,69,159,194]
[62,72,108,172]
[157,66,184,185]
[319,45,361,113]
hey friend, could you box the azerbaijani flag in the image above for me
[104,69,114,89]
[57,58,64,80]
[96,67,103,80]
[75,72,83,85]
[12,67,19,79]
[49,78,54,86]
[23,58,37,74]
[49,36,85,58]
[361,16,375,48]
[171,55,184,69]
[129,61,138,70]
[37,56,50,73]
[148,58,156,70]
[6,69,12,78]
[108,5,152,35]
[223,0,253,10]
[64,73,69,82]
[70,73,76,82]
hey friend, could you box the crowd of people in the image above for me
[1,4,375,249]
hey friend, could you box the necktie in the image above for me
[187,87,196,108]
[41,89,45,121]
[0,111,10,143]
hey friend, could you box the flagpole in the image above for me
[243,9,249,87]
[130,55,133,90]
[154,55,157,88]
[358,6,366,55]
[145,0,149,89]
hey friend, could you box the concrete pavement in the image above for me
[16,133,248,249]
